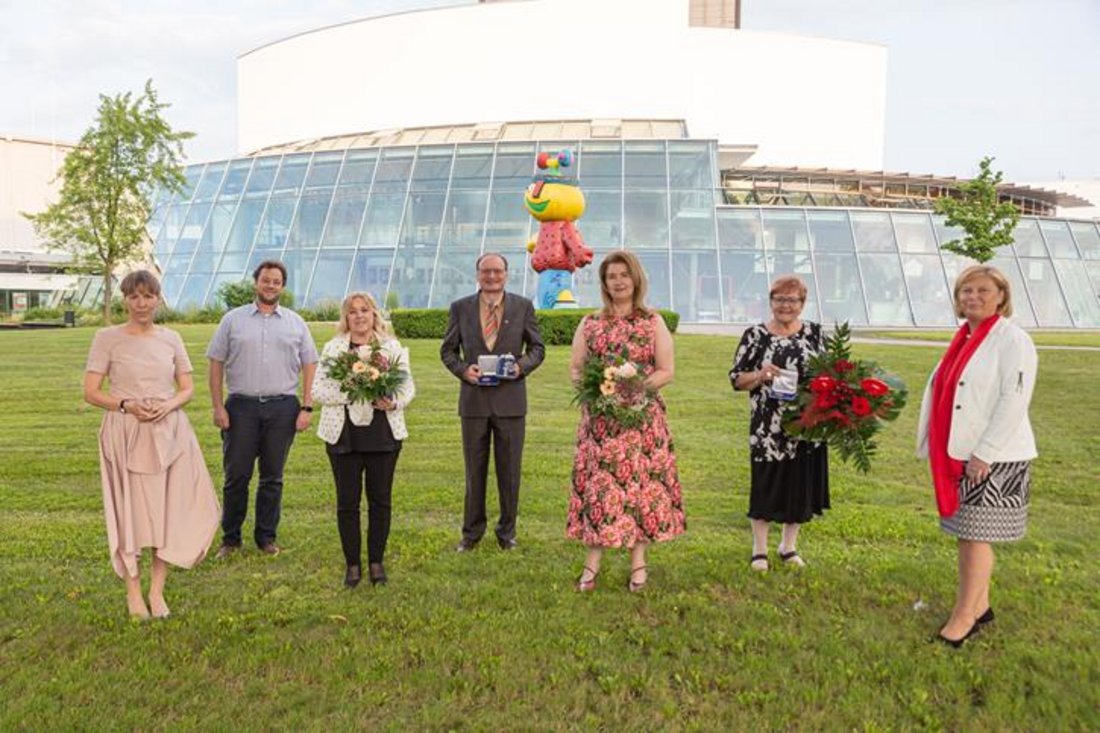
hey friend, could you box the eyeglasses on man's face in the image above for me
[770,296,804,306]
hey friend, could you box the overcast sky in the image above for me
[2,0,1097,181]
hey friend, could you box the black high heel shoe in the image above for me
[344,565,362,589]
[369,563,387,586]
[935,622,980,649]
[976,607,995,626]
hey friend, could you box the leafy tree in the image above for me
[933,156,1021,263]
[24,80,193,323]
[217,280,294,309]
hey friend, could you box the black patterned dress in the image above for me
[729,322,829,524]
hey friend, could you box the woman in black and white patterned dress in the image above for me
[916,265,1037,647]
[729,276,829,572]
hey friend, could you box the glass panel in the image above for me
[814,253,867,325]
[859,253,913,326]
[389,193,445,308]
[1012,218,1047,257]
[720,251,769,323]
[360,193,407,248]
[218,198,266,276]
[1070,221,1100,259]
[1084,261,1100,295]
[193,200,237,269]
[808,210,855,252]
[372,148,415,193]
[304,152,343,190]
[249,196,296,258]
[623,142,666,189]
[181,165,204,198]
[932,216,964,253]
[285,191,333,251]
[670,191,716,250]
[410,147,454,192]
[192,163,226,201]
[581,190,622,249]
[244,157,279,196]
[893,212,938,253]
[348,249,395,307]
[440,190,489,249]
[672,250,719,321]
[172,201,212,258]
[221,159,253,197]
[281,249,317,301]
[1053,259,1100,327]
[176,274,210,310]
[850,211,895,252]
[668,141,714,189]
[1019,257,1073,326]
[429,246,481,308]
[635,251,671,311]
[271,154,310,195]
[305,250,354,307]
[155,203,190,256]
[761,210,810,251]
[491,144,536,192]
[900,253,955,326]
[717,209,763,251]
[451,145,494,190]
[578,141,622,189]
[321,192,369,248]
[1040,220,1078,258]
[484,191,532,253]
[337,150,377,191]
[624,190,669,249]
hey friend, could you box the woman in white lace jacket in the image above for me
[314,292,415,588]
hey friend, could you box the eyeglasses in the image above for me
[770,296,804,305]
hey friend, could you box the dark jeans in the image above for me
[460,415,525,543]
[328,449,400,567]
[220,395,299,547]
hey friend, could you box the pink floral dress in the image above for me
[566,311,686,547]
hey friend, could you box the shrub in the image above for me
[389,307,679,344]
[391,309,449,339]
[21,306,66,322]
[297,301,342,323]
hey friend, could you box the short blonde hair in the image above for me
[337,292,394,340]
[599,250,651,315]
[953,265,1013,318]
[769,275,808,302]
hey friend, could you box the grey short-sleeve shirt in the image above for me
[206,304,318,397]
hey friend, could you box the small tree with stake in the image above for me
[24,80,193,323]
[933,156,1021,263]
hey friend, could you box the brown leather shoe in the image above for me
[258,542,281,556]
[215,543,240,560]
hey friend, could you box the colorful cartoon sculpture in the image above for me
[525,150,593,309]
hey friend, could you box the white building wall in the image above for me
[238,0,887,170]
[0,136,69,256]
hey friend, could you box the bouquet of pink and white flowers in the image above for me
[321,340,405,404]
[573,352,652,428]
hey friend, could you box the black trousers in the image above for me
[220,395,299,547]
[328,449,400,566]
[460,415,525,543]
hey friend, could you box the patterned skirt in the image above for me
[940,460,1031,542]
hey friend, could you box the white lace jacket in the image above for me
[314,335,415,444]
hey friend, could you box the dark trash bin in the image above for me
[64,310,76,327]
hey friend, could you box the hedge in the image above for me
[390,308,679,345]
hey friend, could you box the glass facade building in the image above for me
[152,138,1100,327]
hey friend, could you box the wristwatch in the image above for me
[119,399,128,414]
[300,405,314,413]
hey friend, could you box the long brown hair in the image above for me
[598,250,651,316]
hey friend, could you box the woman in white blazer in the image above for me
[916,265,1037,647]
[314,292,415,588]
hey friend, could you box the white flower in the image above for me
[357,344,373,360]
[616,362,637,379]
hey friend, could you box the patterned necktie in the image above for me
[483,302,500,350]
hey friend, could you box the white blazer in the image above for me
[314,335,415,444]
[916,318,1037,463]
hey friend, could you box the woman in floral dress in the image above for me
[567,251,685,592]
[729,275,828,571]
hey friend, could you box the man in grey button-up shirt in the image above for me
[206,260,318,557]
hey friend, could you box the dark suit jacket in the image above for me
[440,291,545,418]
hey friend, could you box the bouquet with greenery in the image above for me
[321,340,405,405]
[573,352,652,429]
[781,322,907,473]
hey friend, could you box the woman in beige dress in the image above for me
[83,270,220,619]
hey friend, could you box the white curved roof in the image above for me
[238,0,887,170]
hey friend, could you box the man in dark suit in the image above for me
[440,253,545,551]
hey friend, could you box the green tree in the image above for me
[24,80,193,323]
[933,156,1021,263]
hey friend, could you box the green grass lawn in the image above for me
[1,324,1097,731]
[862,330,1100,348]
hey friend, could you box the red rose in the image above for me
[860,378,889,397]
[851,396,872,416]
[835,359,854,373]
[814,391,838,409]
[809,376,837,394]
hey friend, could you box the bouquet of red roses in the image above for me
[572,350,652,429]
[781,322,907,473]
[321,339,405,405]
